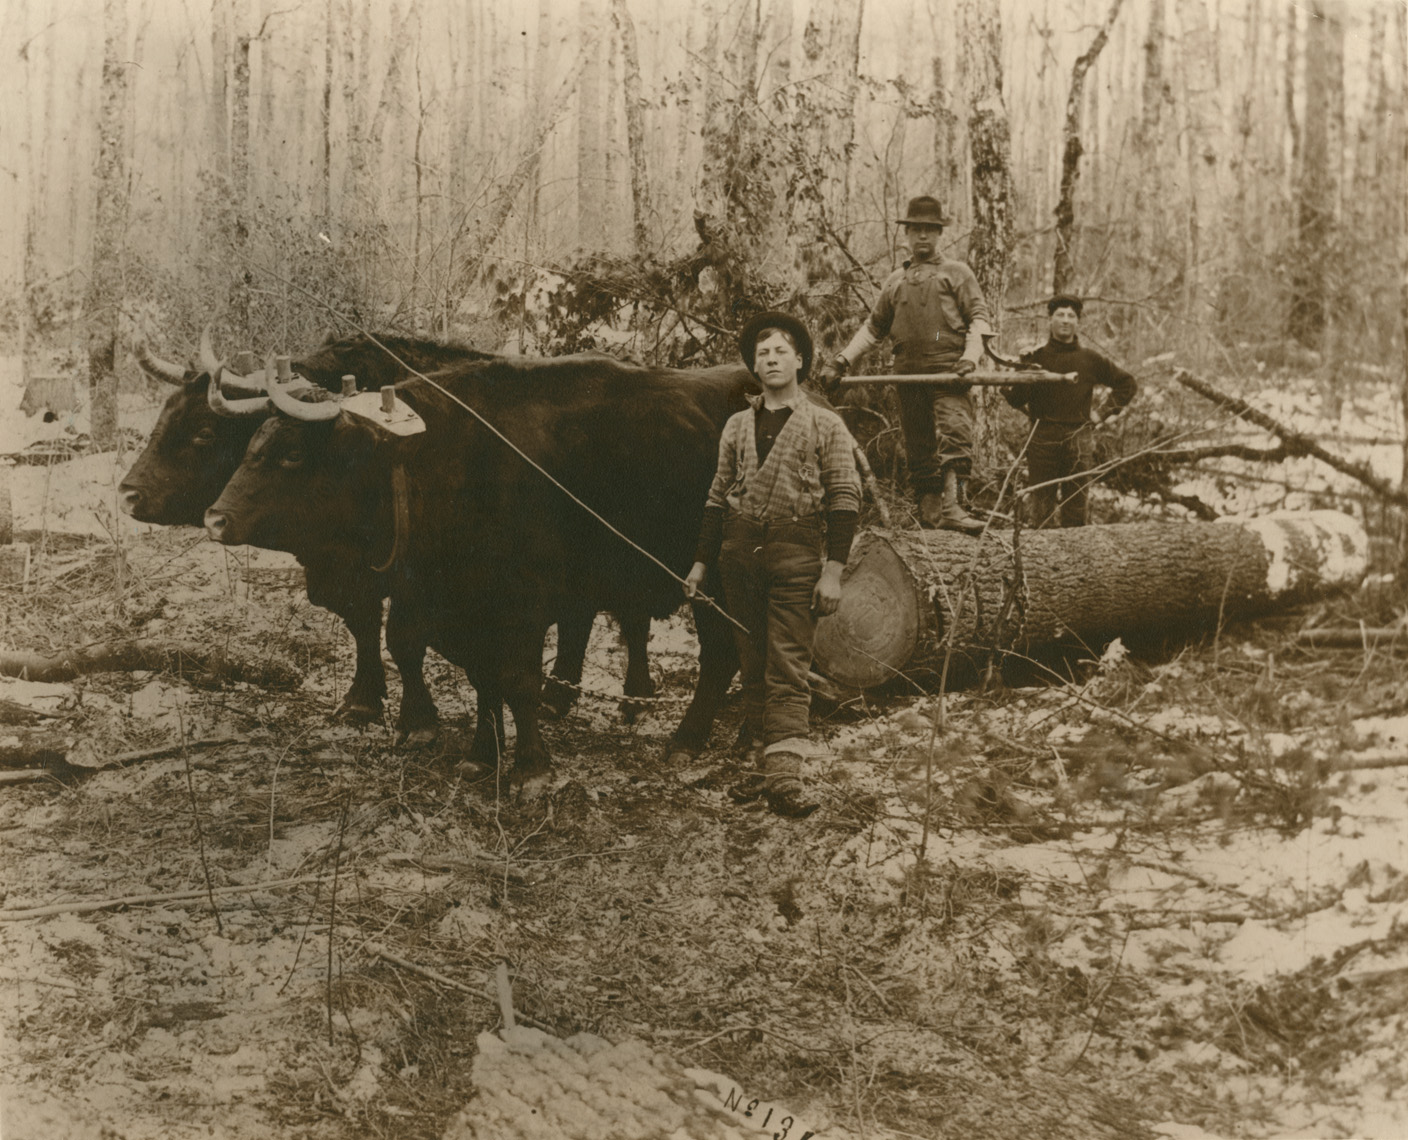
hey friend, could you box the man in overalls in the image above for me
[817,195,992,532]
[684,312,861,818]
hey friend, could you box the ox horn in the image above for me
[207,364,273,418]
[267,357,343,422]
[198,324,221,374]
[133,341,187,385]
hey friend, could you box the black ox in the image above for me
[204,354,752,778]
[120,331,653,730]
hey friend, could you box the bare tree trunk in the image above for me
[1398,2,1408,503]
[959,0,1014,314]
[0,0,29,390]
[1052,0,1125,295]
[230,0,252,341]
[1175,0,1221,355]
[321,0,333,220]
[612,0,651,253]
[578,0,607,247]
[85,0,129,451]
[1288,0,1342,352]
[1285,2,1299,190]
[697,0,726,224]
[210,0,230,180]
[367,1,416,169]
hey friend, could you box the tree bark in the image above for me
[84,0,129,451]
[1288,0,1343,352]
[612,0,651,253]
[0,0,29,390]
[1053,0,1125,295]
[209,0,230,180]
[577,0,607,247]
[813,512,1368,689]
[1399,2,1408,515]
[959,0,1014,314]
[1175,0,1221,354]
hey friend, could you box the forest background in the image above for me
[0,0,1404,506]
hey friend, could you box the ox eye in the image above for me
[193,427,216,446]
[279,450,304,469]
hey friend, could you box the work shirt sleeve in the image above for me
[954,263,994,339]
[839,275,898,367]
[694,417,741,564]
[1101,358,1138,417]
[818,414,863,562]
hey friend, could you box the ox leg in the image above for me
[466,683,507,769]
[386,601,439,747]
[501,634,553,785]
[618,611,654,725]
[304,563,387,724]
[666,581,740,763]
[542,607,594,718]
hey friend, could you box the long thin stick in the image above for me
[0,875,327,921]
[841,370,1076,385]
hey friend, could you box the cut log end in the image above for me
[812,512,1368,692]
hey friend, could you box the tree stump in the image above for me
[813,511,1367,689]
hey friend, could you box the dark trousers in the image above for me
[718,514,824,748]
[1026,420,1094,527]
[895,384,975,495]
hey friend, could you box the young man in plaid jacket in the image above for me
[684,312,861,818]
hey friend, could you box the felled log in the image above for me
[1296,627,1407,649]
[813,511,1367,689]
[0,641,301,690]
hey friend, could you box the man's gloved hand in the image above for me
[954,357,977,377]
[816,354,848,396]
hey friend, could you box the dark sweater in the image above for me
[1007,337,1137,424]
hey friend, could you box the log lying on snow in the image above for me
[0,641,301,690]
[813,511,1368,689]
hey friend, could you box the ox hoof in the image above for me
[514,772,552,802]
[333,700,383,727]
[663,747,698,766]
[395,726,439,748]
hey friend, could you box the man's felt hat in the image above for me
[1047,293,1084,315]
[898,195,949,227]
[738,311,814,380]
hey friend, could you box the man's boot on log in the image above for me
[922,468,982,533]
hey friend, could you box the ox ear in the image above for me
[318,327,339,348]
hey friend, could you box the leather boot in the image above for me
[940,469,983,533]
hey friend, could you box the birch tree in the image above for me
[1175,0,1221,350]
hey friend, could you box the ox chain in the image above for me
[544,675,702,708]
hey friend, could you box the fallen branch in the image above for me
[382,851,530,884]
[1333,754,1408,772]
[364,943,554,1031]
[0,641,301,690]
[0,874,327,922]
[1296,627,1407,648]
[1174,369,1408,508]
[0,733,247,780]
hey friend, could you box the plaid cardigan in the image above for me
[704,392,861,521]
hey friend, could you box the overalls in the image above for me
[889,262,975,493]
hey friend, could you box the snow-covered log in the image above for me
[812,511,1368,690]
